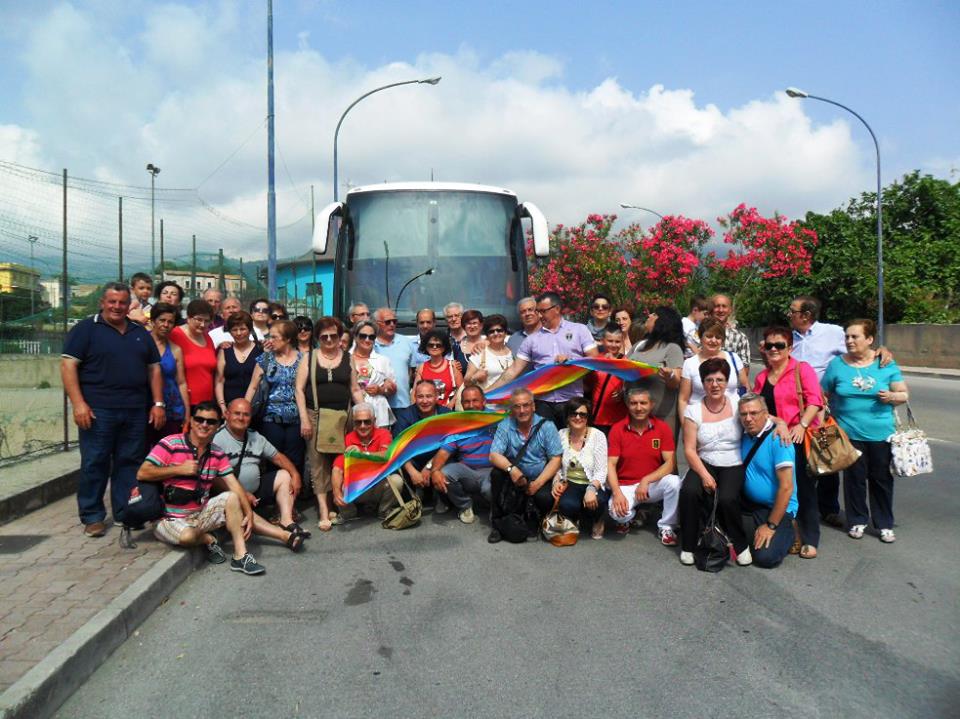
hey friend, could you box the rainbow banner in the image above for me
[342,411,507,503]
[483,356,660,404]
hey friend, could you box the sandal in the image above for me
[285,531,305,552]
[591,520,605,540]
[317,519,333,532]
[789,539,802,555]
[282,522,311,539]
[615,523,630,536]
[799,544,818,559]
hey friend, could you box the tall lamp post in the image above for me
[146,163,161,279]
[619,203,664,221]
[333,76,441,201]
[27,234,38,317]
[785,87,885,345]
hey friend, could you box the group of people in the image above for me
[61,274,909,575]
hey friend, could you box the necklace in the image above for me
[703,396,728,414]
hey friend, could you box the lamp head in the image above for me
[420,76,442,85]
[146,163,161,175]
[785,87,809,99]
[619,203,633,209]
[425,268,435,276]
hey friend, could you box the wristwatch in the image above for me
[505,464,515,474]
[153,401,166,408]
[765,521,778,531]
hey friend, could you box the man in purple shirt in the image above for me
[488,292,599,428]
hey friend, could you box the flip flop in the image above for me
[800,544,818,559]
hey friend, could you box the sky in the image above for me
[0,0,957,262]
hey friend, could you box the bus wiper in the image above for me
[394,267,435,313]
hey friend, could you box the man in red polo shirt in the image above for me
[331,402,402,521]
[607,387,681,545]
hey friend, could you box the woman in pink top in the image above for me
[753,325,823,559]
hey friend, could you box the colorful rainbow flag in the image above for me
[483,356,660,404]
[342,411,506,503]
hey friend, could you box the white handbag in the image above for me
[888,404,933,477]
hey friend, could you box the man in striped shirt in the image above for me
[136,401,266,575]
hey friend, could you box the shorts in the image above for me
[154,492,230,546]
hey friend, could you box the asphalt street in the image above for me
[56,375,960,719]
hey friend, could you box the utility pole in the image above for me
[117,196,123,282]
[146,163,160,278]
[239,257,244,300]
[191,234,197,300]
[310,184,317,314]
[62,169,68,452]
[266,0,277,298]
[27,234,38,317]
[159,218,165,279]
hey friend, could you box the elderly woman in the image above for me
[350,319,396,428]
[153,281,185,325]
[295,317,363,532]
[415,329,464,408]
[821,319,908,544]
[552,397,609,539]
[679,317,748,421]
[246,319,304,479]
[248,298,271,340]
[753,325,824,558]
[463,314,514,391]
[168,299,218,405]
[459,309,485,358]
[147,302,190,446]
[628,306,685,436]
[678,357,752,566]
[215,310,263,410]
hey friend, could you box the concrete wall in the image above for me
[0,356,62,388]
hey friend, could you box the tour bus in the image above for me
[311,182,549,328]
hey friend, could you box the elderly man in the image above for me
[348,302,371,327]
[202,288,224,329]
[487,387,563,543]
[506,297,540,376]
[374,307,414,409]
[393,381,452,504]
[738,393,798,568]
[430,385,495,524]
[62,282,166,537]
[586,293,613,341]
[444,302,467,343]
[490,291,599,428]
[710,293,750,368]
[606,387,681,546]
[213,399,308,538]
[332,403,403,520]
[207,296,243,345]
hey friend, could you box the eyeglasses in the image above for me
[354,418,373,426]
[189,316,210,325]
[536,305,557,315]
[357,333,376,341]
[426,342,444,349]
[380,318,397,325]
[192,416,220,426]
[318,333,339,341]
[569,410,589,418]
[785,308,803,316]
[763,341,788,351]
[270,313,285,320]
[253,306,269,313]
[703,377,727,385]
[296,325,312,333]
[592,303,610,310]
[487,328,505,335]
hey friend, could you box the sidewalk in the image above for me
[0,453,199,719]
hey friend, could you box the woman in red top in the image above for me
[169,299,218,406]
[586,325,628,434]
[753,325,823,559]
[414,330,463,408]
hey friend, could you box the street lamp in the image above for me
[27,234,38,317]
[332,76,441,201]
[146,163,161,279]
[619,203,664,220]
[785,87,885,345]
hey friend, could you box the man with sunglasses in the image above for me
[586,293,613,341]
[374,307,415,410]
[331,403,403,520]
[137,401,267,575]
[488,292,599,428]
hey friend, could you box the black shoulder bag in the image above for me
[492,420,546,543]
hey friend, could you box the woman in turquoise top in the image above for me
[821,319,909,544]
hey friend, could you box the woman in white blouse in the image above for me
[349,320,396,428]
[463,314,515,392]
[552,397,609,539]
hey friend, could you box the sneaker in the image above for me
[230,553,266,575]
[879,528,896,543]
[679,551,695,566]
[83,521,107,538]
[458,507,476,524]
[487,529,502,544]
[659,528,678,547]
[736,547,753,566]
[848,524,867,539]
[206,541,227,564]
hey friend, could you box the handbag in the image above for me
[795,365,861,475]
[541,493,579,547]
[381,477,422,530]
[250,354,274,422]
[310,347,348,453]
[694,491,730,573]
[889,403,933,477]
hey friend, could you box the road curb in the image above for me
[0,471,78,527]
[0,546,202,719]
[900,368,960,381]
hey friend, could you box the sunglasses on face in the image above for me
[319,333,339,341]
[192,416,220,426]
[487,328,505,335]
[253,306,269,313]
[427,342,443,349]
[763,341,788,351]
[297,325,312,333]
[381,318,397,325]
[354,418,374,426]
[357,333,376,341]
[270,313,285,320]
[592,303,610,310]
[569,410,589,418]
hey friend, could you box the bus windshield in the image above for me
[338,189,526,326]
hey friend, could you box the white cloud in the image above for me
[0,125,44,167]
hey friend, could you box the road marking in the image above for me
[927,437,960,446]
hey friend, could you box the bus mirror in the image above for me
[519,201,549,257]
[312,201,344,254]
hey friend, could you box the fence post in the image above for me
[239,257,244,301]
[62,168,69,452]
[118,195,123,282]
[191,234,197,301]
[159,218,165,278]
[219,248,225,294]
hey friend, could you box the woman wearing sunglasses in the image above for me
[294,316,314,353]
[349,320,397,428]
[248,298,271,341]
[753,326,824,559]
[295,317,364,531]
[414,329,464,409]
[463,314,514,392]
[552,397,609,539]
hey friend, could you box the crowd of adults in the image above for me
[61,274,909,575]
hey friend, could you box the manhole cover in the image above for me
[0,535,48,554]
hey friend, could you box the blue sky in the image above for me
[0,1,956,262]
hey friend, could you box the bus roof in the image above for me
[346,181,518,198]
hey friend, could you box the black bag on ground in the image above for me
[491,420,546,543]
[694,491,730,573]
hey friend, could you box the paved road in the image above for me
[56,376,960,718]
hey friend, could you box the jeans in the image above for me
[817,472,841,517]
[557,483,609,525]
[77,407,148,524]
[743,504,796,568]
[441,463,492,511]
[260,419,305,478]
[678,463,749,554]
[794,445,821,548]
[844,440,894,530]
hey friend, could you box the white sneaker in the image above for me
[879,528,896,543]
[679,551,694,566]
[848,524,867,539]
[458,507,476,524]
[736,547,753,566]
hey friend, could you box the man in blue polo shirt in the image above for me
[373,307,414,410]
[61,283,166,537]
[739,392,798,568]
[430,385,497,524]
